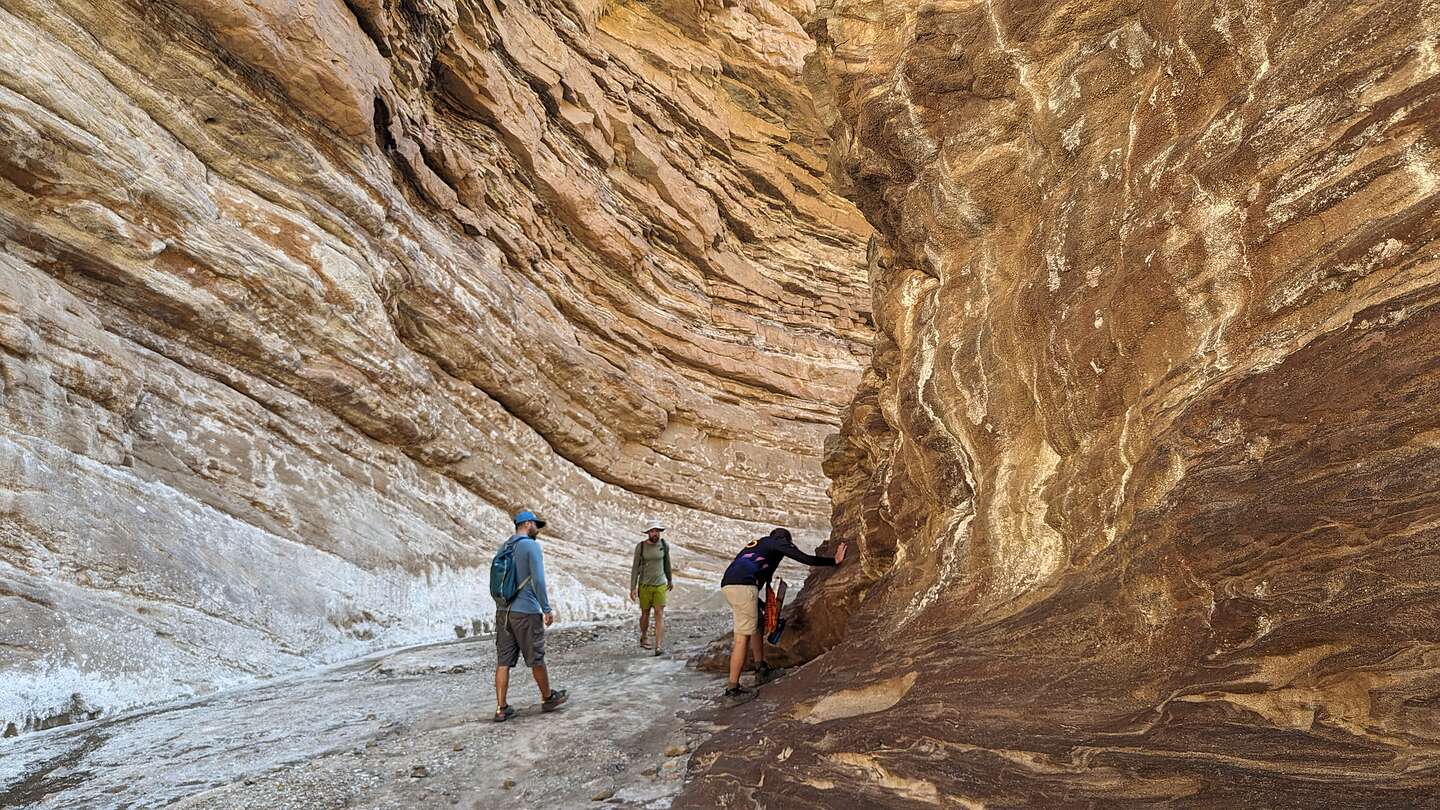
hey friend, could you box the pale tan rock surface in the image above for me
[0,0,870,734]
[683,0,1440,805]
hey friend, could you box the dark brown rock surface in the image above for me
[681,0,1440,805]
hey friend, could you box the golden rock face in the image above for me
[681,0,1440,804]
[0,0,870,731]
[5,0,1438,799]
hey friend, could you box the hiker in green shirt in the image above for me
[629,521,673,656]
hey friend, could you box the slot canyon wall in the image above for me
[0,0,872,734]
[682,0,1440,806]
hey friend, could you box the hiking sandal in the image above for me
[493,705,516,723]
[722,684,754,704]
[541,688,569,713]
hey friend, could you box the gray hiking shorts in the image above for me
[496,609,546,668]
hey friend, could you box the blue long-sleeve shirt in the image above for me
[499,534,551,615]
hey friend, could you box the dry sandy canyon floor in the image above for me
[1,613,738,809]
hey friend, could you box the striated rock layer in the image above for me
[682,0,1440,806]
[0,0,871,733]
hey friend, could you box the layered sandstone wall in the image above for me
[0,0,870,734]
[684,0,1440,805]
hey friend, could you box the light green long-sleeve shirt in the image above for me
[630,539,672,589]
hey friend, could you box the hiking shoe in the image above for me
[755,663,780,684]
[722,684,752,699]
[493,705,516,723]
[541,688,569,713]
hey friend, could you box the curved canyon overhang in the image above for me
[0,0,872,734]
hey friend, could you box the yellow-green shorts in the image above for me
[638,584,669,610]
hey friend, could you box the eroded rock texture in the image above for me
[0,0,870,733]
[683,0,1440,806]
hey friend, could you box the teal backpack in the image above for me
[490,538,532,607]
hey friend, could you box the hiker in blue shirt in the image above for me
[493,510,569,722]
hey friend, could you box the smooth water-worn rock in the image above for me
[682,0,1440,806]
[0,0,870,735]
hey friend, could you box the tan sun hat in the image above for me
[643,521,666,533]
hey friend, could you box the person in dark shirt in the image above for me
[719,527,847,698]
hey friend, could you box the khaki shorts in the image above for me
[722,584,759,636]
